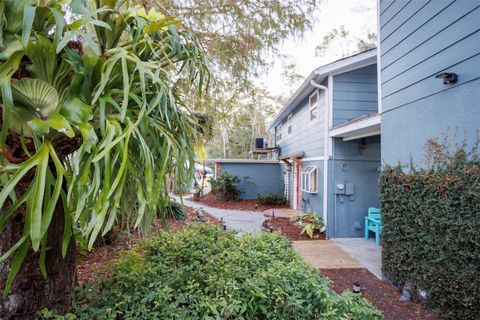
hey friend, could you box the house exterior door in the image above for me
[292,162,302,210]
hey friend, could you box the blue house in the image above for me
[216,1,479,239]
[378,0,480,166]
[268,49,381,238]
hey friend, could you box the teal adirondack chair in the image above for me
[364,207,382,246]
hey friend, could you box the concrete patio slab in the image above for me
[332,238,382,279]
[293,240,363,269]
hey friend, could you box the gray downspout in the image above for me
[310,79,330,235]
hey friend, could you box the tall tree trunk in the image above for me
[0,183,76,319]
[221,124,228,158]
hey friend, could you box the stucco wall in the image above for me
[380,0,480,166]
[217,162,283,200]
[327,135,381,238]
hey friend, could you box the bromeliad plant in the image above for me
[291,212,325,238]
[0,0,208,298]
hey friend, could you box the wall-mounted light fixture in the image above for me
[435,72,458,84]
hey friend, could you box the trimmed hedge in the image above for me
[380,145,480,319]
[257,192,288,205]
[51,224,381,319]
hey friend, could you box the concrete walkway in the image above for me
[332,238,382,279]
[176,196,265,235]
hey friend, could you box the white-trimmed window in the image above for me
[309,91,319,121]
[301,166,318,193]
[287,114,293,135]
[276,125,282,142]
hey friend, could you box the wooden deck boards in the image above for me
[293,240,363,269]
[263,208,298,218]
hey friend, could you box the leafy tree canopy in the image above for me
[147,0,320,159]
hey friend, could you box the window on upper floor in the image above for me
[287,113,293,135]
[301,166,318,193]
[309,91,319,121]
[276,125,282,142]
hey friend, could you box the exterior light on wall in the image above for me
[435,72,458,84]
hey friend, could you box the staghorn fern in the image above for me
[0,0,209,295]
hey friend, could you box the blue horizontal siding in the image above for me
[334,82,377,93]
[381,1,473,60]
[332,64,378,126]
[334,91,378,101]
[380,0,480,166]
[276,87,326,158]
[380,1,429,41]
[380,0,412,28]
[380,0,397,15]
[382,41,480,111]
[382,7,480,84]
[382,1,479,70]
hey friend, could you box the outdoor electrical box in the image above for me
[345,183,354,195]
[334,182,345,194]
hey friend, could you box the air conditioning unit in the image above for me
[255,137,268,149]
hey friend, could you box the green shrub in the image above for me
[209,172,243,201]
[164,200,187,220]
[380,141,480,319]
[291,212,325,238]
[59,224,381,320]
[257,192,288,205]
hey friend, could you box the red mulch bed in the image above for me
[191,193,289,211]
[263,217,326,241]
[320,268,438,320]
[76,207,219,285]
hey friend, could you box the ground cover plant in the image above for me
[257,192,288,205]
[380,140,480,319]
[164,200,187,220]
[50,224,382,319]
[291,212,325,238]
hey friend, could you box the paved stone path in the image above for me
[176,196,265,235]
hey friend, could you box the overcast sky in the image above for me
[260,0,377,96]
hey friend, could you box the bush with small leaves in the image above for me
[380,140,480,319]
[209,172,243,201]
[48,224,382,320]
[257,192,288,205]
